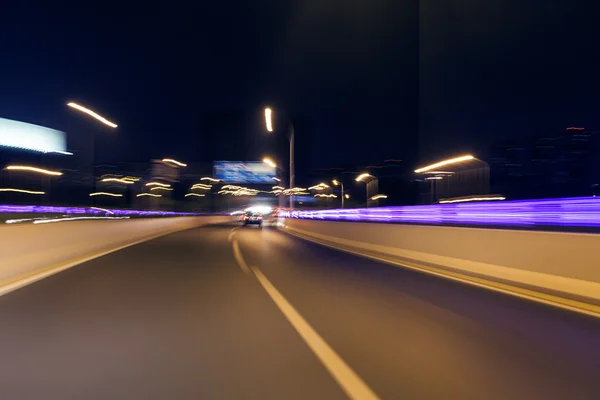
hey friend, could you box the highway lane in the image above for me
[1,222,600,399]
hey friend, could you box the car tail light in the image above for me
[244,216,249,220]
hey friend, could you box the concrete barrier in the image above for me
[281,219,600,311]
[0,216,227,291]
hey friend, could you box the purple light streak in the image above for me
[280,197,600,228]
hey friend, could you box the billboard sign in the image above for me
[0,117,67,153]
[214,161,277,184]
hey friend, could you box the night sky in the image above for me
[1,1,599,179]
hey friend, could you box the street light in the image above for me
[263,106,294,209]
[162,158,187,167]
[67,102,118,128]
[67,101,118,205]
[414,155,474,173]
[415,154,489,203]
[263,157,277,168]
[265,107,273,132]
[332,179,345,208]
[355,173,378,207]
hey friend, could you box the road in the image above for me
[1,222,600,399]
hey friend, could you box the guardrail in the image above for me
[280,196,600,229]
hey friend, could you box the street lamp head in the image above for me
[67,102,118,128]
[344,194,350,199]
[332,179,339,186]
[414,155,475,173]
[264,107,273,132]
[263,157,277,168]
[356,173,373,182]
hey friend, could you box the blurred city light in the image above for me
[314,194,337,198]
[345,194,350,199]
[263,157,277,168]
[162,158,187,167]
[191,183,212,190]
[414,155,475,173]
[332,180,340,186]
[123,176,141,181]
[100,177,134,184]
[265,107,273,132]
[89,192,123,197]
[272,177,281,182]
[145,182,171,188]
[200,177,220,182]
[370,194,388,200]
[439,196,506,204]
[0,188,45,195]
[245,205,273,214]
[273,186,285,190]
[356,173,373,182]
[425,176,444,180]
[150,187,173,191]
[6,165,63,176]
[67,102,118,128]
[137,193,162,198]
[185,193,206,197]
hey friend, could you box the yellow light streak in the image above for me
[370,194,388,200]
[185,193,206,197]
[0,188,45,195]
[89,192,123,197]
[145,182,171,188]
[162,158,187,167]
[6,165,62,176]
[137,193,162,198]
[100,177,134,184]
[263,157,277,168]
[414,155,475,173]
[265,107,273,132]
[439,196,506,204]
[150,186,173,191]
[355,173,373,182]
[67,102,118,128]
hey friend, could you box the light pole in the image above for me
[414,154,489,203]
[67,102,117,203]
[332,179,344,208]
[355,173,378,208]
[264,107,294,209]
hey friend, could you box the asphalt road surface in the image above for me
[1,222,600,399]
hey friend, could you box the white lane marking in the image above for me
[252,266,381,400]
[232,240,251,275]
[0,226,192,297]
[228,227,240,242]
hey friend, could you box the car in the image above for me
[243,211,263,227]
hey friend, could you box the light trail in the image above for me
[67,102,118,128]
